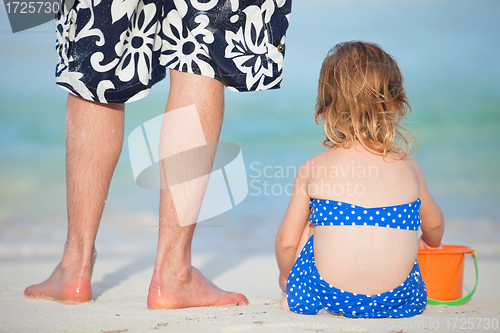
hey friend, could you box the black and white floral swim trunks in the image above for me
[55,0,292,103]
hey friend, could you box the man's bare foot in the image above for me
[147,266,248,309]
[24,248,96,302]
[281,295,289,310]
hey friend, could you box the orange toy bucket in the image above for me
[417,245,478,306]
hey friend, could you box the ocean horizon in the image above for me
[1,0,499,258]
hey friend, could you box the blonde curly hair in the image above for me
[315,41,415,158]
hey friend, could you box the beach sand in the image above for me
[1,244,499,333]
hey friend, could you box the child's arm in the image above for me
[410,159,445,249]
[275,163,312,292]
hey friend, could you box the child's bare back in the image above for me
[305,142,420,295]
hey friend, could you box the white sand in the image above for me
[1,249,499,333]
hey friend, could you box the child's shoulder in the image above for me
[297,149,331,175]
[295,148,340,184]
[404,156,425,180]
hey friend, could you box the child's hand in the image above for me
[418,236,443,250]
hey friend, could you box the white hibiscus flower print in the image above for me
[159,9,215,78]
[111,0,136,24]
[114,1,160,85]
[55,4,75,76]
[189,0,219,11]
[224,4,275,90]
[73,0,105,46]
[56,71,94,101]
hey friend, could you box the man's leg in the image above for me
[147,69,248,309]
[25,94,124,302]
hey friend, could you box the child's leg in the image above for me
[281,223,314,310]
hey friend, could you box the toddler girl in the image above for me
[275,41,445,318]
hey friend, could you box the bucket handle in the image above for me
[427,250,478,306]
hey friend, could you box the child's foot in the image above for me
[281,295,289,310]
[147,266,248,309]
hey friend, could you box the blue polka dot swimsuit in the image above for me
[286,199,427,318]
[311,199,421,230]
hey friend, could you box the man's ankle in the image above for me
[155,259,192,281]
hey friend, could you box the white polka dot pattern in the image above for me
[286,235,427,318]
[309,199,421,231]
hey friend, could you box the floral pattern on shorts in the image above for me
[55,0,292,103]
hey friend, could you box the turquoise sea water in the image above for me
[0,0,499,257]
